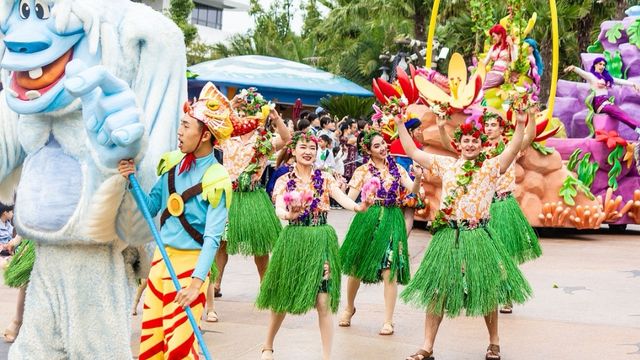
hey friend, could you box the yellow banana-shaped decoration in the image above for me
[523,13,537,37]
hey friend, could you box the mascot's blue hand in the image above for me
[64,60,144,163]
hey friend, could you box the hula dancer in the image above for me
[119,83,232,360]
[338,130,423,335]
[215,88,291,298]
[398,110,532,360]
[439,109,541,314]
[257,131,369,360]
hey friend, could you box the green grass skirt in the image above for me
[3,240,35,288]
[226,188,282,256]
[340,206,410,285]
[489,194,541,264]
[401,226,532,317]
[209,261,219,283]
[256,224,341,315]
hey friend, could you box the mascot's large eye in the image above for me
[19,0,30,19]
[34,0,50,20]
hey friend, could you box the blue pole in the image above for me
[128,174,213,360]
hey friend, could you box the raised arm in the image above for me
[565,65,598,85]
[270,109,292,151]
[437,116,457,153]
[497,109,526,173]
[398,120,433,169]
[520,109,537,151]
[399,164,423,194]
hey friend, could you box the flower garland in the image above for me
[367,156,402,207]
[234,129,273,191]
[286,168,325,224]
[429,101,455,121]
[236,87,272,118]
[287,131,318,153]
[359,130,381,154]
[430,152,487,234]
[486,140,506,159]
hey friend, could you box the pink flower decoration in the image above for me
[283,190,301,207]
[362,177,382,201]
[372,104,384,122]
[301,190,314,205]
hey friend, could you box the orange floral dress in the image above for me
[428,154,500,222]
[221,130,276,184]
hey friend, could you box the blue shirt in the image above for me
[0,219,13,244]
[142,153,228,281]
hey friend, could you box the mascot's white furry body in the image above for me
[0,0,186,358]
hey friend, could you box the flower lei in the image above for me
[367,156,402,207]
[237,87,272,118]
[286,168,325,223]
[486,140,506,159]
[429,101,455,121]
[430,152,487,234]
[380,96,408,122]
[234,129,273,191]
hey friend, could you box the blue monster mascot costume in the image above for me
[0,0,186,358]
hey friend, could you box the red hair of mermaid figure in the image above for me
[489,24,508,51]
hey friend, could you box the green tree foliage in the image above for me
[205,0,640,103]
[319,95,375,120]
[168,0,197,47]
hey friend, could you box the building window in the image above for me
[192,2,223,30]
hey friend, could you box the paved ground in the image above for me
[1,211,640,359]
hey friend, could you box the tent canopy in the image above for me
[188,55,373,105]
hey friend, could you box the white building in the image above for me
[139,0,250,44]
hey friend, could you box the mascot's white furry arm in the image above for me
[0,0,186,358]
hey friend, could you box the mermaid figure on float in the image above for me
[564,58,640,138]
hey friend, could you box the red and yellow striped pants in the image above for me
[139,248,209,360]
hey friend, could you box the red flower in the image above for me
[443,208,453,216]
[595,130,627,149]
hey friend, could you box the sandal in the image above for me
[3,320,21,343]
[486,344,501,360]
[338,307,356,327]
[261,348,274,360]
[214,287,222,298]
[205,311,219,323]
[378,322,394,335]
[405,349,434,360]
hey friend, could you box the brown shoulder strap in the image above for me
[160,165,205,245]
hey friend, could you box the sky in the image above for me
[221,0,317,35]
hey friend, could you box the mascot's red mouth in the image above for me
[9,48,73,101]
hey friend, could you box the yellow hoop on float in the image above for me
[547,0,559,119]
[425,0,560,118]
[425,0,440,68]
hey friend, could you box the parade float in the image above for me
[372,2,640,230]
